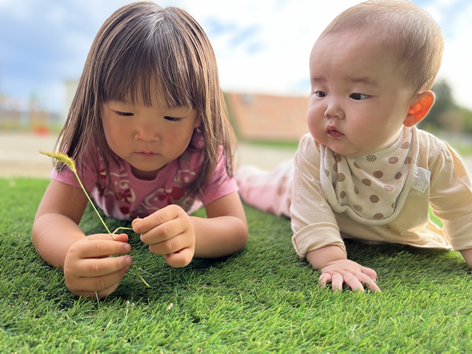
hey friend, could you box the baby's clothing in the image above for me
[53,131,237,221]
[319,127,417,225]
[236,126,472,257]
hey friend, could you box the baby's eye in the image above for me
[115,111,134,117]
[314,91,327,98]
[350,93,369,100]
[164,116,182,122]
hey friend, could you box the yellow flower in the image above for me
[39,151,77,173]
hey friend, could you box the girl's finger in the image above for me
[141,218,188,244]
[77,255,133,277]
[133,204,183,234]
[73,239,131,259]
[67,265,130,293]
[148,234,190,255]
[164,247,193,268]
[87,233,129,243]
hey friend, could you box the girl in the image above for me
[32,2,248,299]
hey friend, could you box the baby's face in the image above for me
[307,31,416,157]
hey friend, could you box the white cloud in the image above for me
[1,0,471,115]
[185,0,363,96]
[437,1,472,109]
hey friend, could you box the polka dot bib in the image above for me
[319,126,419,226]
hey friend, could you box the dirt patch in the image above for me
[0,132,297,179]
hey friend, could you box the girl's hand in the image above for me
[132,205,195,268]
[63,233,132,298]
[319,259,380,292]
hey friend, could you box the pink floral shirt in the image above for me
[52,133,237,221]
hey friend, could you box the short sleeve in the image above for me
[51,163,98,193]
[198,148,238,206]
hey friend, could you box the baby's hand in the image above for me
[132,205,195,268]
[320,259,380,292]
[64,233,132,298]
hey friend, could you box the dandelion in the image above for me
[40,151,150,287]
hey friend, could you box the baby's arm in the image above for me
[133,191,248,267]
[306,246,380,292]
[32,179,132,298]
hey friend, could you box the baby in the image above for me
[236,0,472,292]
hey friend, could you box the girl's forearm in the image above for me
[32,213,86,269]
[190,215,248,258]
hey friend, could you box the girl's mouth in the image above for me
[327,128,344,138]
[136,151,158,159]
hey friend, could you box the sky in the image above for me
[0,0,471,117]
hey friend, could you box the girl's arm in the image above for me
[32,179,90,266]
[32,179,132,298]
[191,191,248,258]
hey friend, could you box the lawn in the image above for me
[1,177,472,353]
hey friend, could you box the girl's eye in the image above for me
[350,93,369,100]
[164,116,182,122]
[314,91,327,98]
[115,111,134,117]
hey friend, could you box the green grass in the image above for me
[243,139,300,150]
[1,177,472,352]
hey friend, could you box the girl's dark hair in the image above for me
[57,2,235,196]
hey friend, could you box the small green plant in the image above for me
[40,151,150,287]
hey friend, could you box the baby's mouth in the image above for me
[327,127,344,138]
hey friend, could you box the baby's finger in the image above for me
[77,255,133,277]
[164,247,193,268]
[319,273,332,288]
[343,272,364,292]
[141,218,187,245]
[360,266,377,281]
[133,204,183,234]
[331,273,344,292]
[356,272,381,292]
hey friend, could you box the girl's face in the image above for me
[307,31,416,158]
[101,83,201,180]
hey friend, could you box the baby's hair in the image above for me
[320,0,443,93]
[57,2,235,196]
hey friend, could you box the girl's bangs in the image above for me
[101,20,200,109]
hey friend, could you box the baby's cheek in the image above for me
[306,110,322,141]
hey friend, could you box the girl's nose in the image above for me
[134,125,160,142]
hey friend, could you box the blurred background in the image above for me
[0,0,471,177]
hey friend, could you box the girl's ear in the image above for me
[194,115,202,129]
[403,91,435,127]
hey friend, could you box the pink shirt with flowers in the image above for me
[52,132,238,221]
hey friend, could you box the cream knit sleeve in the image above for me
[429,141,472,251]
[291,134,345,258]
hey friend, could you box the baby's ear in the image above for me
[403,91,435,127]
